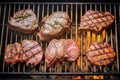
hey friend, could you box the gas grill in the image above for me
[0,1,120,79]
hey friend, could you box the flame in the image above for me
[77,57,81,67]
[93,75,104,79]
[76,30,106,80]
[72,76,81,80]
[84,75,104,79]
[77,30,106,67]
[92,32,96,43]
[77,34,81,67]
[102,30,106,41]
[87,31,91,51]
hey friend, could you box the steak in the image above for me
[65,39,80,61]
[27,53,43,66]
[21,39,43,66]
[79,10,114,33]
[45,39,79,67]
[4,43,23,64]
[38,12,71,41]
[86,42,116,66]
[9,9,38,34]
[45,39,58,66]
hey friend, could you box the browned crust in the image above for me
[86,54,116,66]
[85,42,116,66]
[41,15,49,23]
[38,26,70,41]
[79,10,115,34]
[79,23,114,34]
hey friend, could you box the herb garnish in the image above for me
[54,21,64,27]
[15,13,32,22]
[45,23,57,29]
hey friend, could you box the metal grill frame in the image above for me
[0,2,119,77]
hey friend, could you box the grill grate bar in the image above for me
[0,4,6,55]
[80,3,83,72]
[1,4,6,72]
[70,3,73,39]
[0,5,1,59]
[36,4,39,41]
[37,4,40,72]
[103,4,108,73]
[12,4,17,73]
[5,4,11,72]
[4,4,9,71]
[114,4,119,72]
[1,2,120,5]
[65,4,68,39]
[109,4,115,72]
[85,4,89,73]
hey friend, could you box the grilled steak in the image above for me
[27,53,43,66]
[79,10,114,33]
[45,39,59,66]
[4,43,22,64]
[45,39,79,67]
[38,12,71,41]
[86,42,116,66]
[65,39,80,61]
[21,39,43,66]
[9,9,38,34]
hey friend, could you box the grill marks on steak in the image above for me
[4,40,43,66]
[9,9,38,34]
[38,12,71,41]
[27,53,43,66]
[21,40,43,66]
[79,10,114,33]
[86,42,116,66]
[45,39,80,67]
[21,40,39,61]
[4,43,23,64]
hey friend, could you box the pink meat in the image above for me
[4,43,23,64]
[65,39,80,61]
[45,39,80,67]
[45,39,58,66]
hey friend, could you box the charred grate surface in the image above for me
[0,2,119,77]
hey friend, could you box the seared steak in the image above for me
[79,10,114,33]
[38,12,71,41]
[27,53,43,66]
[9,9,38,34]
[86,42,116,66]
[45,39,79,67]
[65,39,80,61]
[45,39,58,66]
[4,43,22,64]
[21,39,43,66]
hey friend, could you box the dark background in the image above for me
[1,0,120,3]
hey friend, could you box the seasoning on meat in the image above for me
[38,12,71,41]
[9,9,38,34]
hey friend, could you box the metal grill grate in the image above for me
[0,2,119,77]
